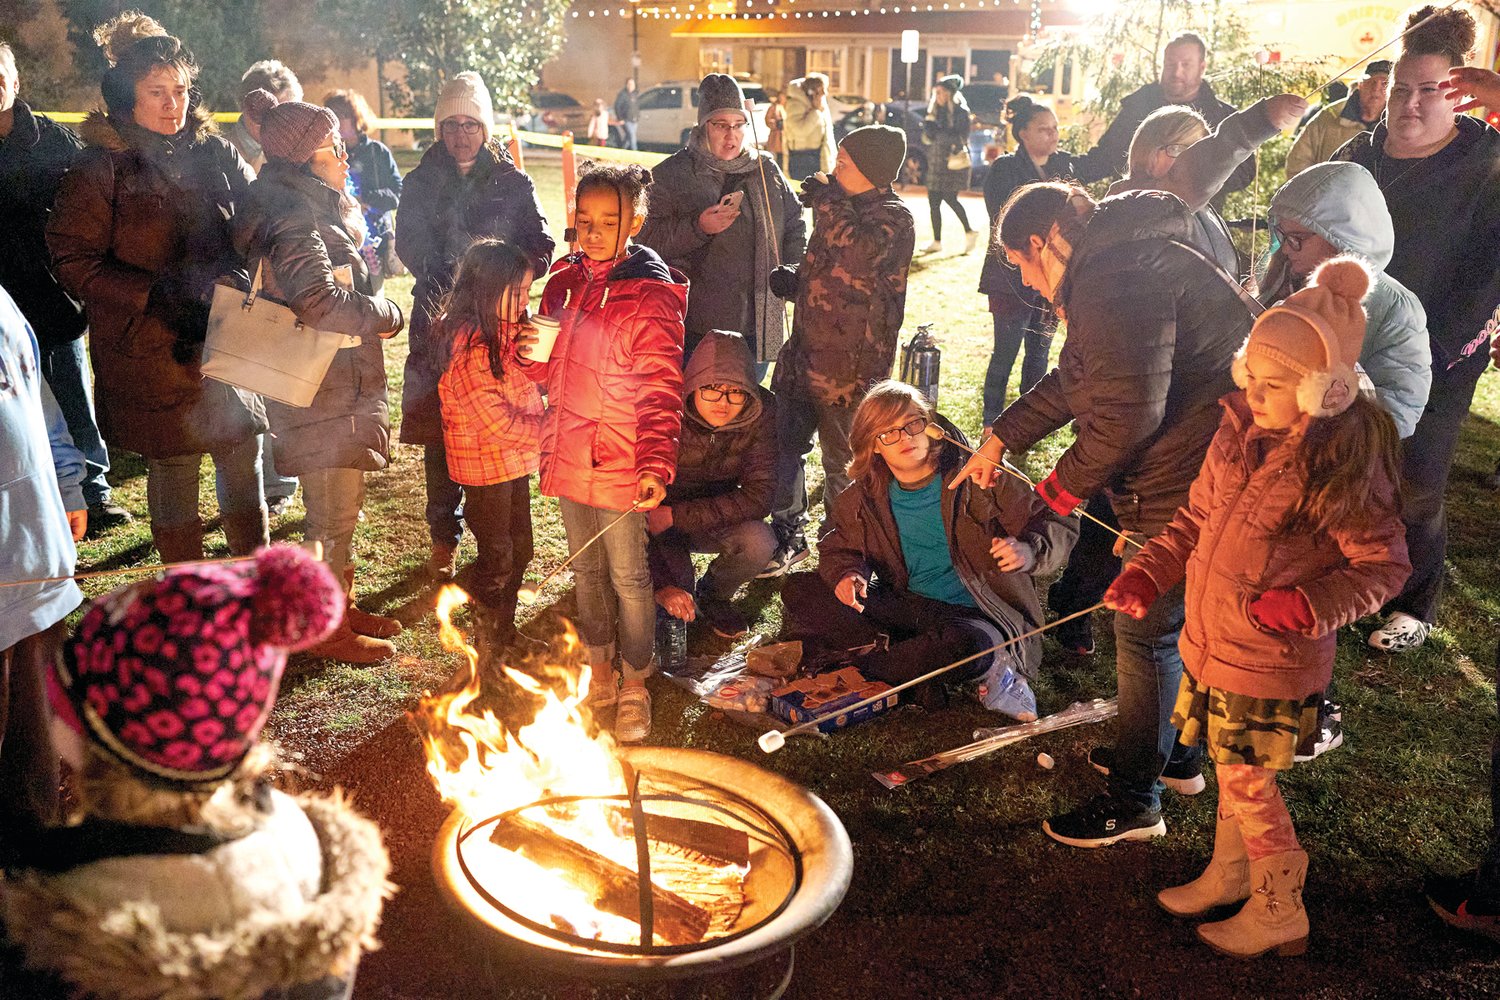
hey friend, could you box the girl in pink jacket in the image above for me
[1104,258,1410,960]
[521,163,687,743]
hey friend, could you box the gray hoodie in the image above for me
[1263,161,1432,438]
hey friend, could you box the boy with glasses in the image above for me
[649,331,778,639]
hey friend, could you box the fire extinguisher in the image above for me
[898,323,941,405]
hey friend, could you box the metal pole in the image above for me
[632,5,639,87]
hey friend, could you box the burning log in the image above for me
[491,813,712,945]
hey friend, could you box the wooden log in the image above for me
[603,807,752,867]
[490,813,711,945]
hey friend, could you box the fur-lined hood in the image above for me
[1,792,393,1000]
[77,106,217,153]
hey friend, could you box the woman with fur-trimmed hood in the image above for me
[0,545,391,1000]
[46,12,269,565]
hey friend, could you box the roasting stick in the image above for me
[745,96,790,347]
[0,541,323,591]
[518,500,646,604]
[757,601,1108,753]
[928,425,1143,551]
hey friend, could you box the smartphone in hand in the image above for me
[720,190,744,211]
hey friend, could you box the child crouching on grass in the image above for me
[520,162,687,743]
[1104,257,1410,959]
[437,239,543,652]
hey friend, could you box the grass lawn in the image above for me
[53,161,1500,998]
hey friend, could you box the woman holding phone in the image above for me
[639,73,805,375]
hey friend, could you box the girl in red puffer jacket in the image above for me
[1104,258,1410,960]
[520,163,687,743]
[437,239,543,650]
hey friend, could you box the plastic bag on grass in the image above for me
[976,652,1037,722]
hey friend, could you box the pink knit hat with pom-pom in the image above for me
[55,544,343,789]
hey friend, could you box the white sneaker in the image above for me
[921,240,942,254]
[1368,611,1431,653]
[615,685,652,743]
[964,230,980,254]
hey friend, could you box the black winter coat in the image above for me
[0,102,85,348]
[395,140,554,444]
[977,149,1077,301]
[992,191,1251,535]
[923,100,972,195]
[347,135,402,250]
[233,162,403,475]
[1072,81,1253,201]
[47,111,266,458]
[1337,117,1500,375]
[638,142,806,361]
[817,416,1077,678]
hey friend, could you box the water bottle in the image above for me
[898,323,941,405]
[656,608,688,674]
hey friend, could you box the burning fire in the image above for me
[419,587,746,946]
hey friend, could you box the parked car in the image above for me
[520,90,590,135]
[829,93,868,117]
[635,79,771,150]
[836,104,928,183]
[962,81,1011,129]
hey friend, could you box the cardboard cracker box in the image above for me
[770,667,897,734]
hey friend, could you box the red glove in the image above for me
[1249,588,1316,633]
[1036,470,1083,516]
[1103,566,1159,620]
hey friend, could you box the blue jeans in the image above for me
[262,433,298,503]
[301,466,365,581]
[559,498,656,678]
[771,395,854,542]
[39,338,110,507]
[145,435,264,528]
[1107,544,1190,813]
[423,442,465,548]
[620,121,638,150]
[983,300,1052,424]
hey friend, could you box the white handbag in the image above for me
[202,262,361,408]
[946,148,971,172]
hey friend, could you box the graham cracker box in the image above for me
[770,667,897,734]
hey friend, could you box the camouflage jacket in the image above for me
[771,183,914,406]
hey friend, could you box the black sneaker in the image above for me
[1043,794,1166,848]
[756,536,810,579]
[1087,745,1206,795]
[266,494,296,518]
[697,599,749,639]
[1294,700,1344,763]
[1047,582,1096,655]
[1426,871,1500,941]
[85,502,132,537]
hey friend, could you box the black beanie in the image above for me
[698,73,747,124]
[937,75,964,94]
[839,124,906,187]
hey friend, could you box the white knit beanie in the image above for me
[434,71,494,144]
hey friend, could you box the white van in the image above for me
[635,80,772,151]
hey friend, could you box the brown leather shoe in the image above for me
[428,542,458,581]
[303,616,396,664]
[342,565,402,639]
[150,520,204,564]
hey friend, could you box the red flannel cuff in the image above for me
[1036,471,1082,516]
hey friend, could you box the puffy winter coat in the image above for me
[978,149,1077,301]
[1,791,389,1000]
[668,330,777,535]
[0,101,85,348]
[817,416,1078,678]
[783,80,836,170]
[638,138,806,361]
[1073,80,1253,201]
[1337,116,1500,376]
[923,98,972,194]
[395,140,554,445]
[1285,93,1379,178]
[1262,161,1431,438]
[535,246,687,510]
[233,161,402,475]
[993,191,1252,535]
[771,181,915,407]
[1128,394,1410,699]
[46,111,266,458]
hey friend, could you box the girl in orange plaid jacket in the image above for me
[437,239,544,649]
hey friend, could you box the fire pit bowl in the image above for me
[432,745,852,983]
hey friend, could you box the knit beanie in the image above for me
[56,545,344,790]
[1232,256,1371,418]
[937,74,964,94]
[839,124,907,188]
[258,95,340,165]
[434,71,495,143]
[241,86,278,124]
[698,73,747,124]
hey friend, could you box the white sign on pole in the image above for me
[901,30,920,64]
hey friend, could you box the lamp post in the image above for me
[900,29,920,117]
[630,0,641,86]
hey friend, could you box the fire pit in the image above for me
[420,589,853,991]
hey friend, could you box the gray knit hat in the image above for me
[839,124,906,188]
[698,73,747,124]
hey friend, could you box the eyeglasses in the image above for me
[876,416,929,447]
[315,140,347,159]
[1271,223,1307,252]
[441,119,484,136]
[698,385,750,404]
[1160,142,1189,158]
[705,119,747,134]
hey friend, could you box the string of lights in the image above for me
[569,0,1034,19]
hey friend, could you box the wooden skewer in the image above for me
[518,500,646,604]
